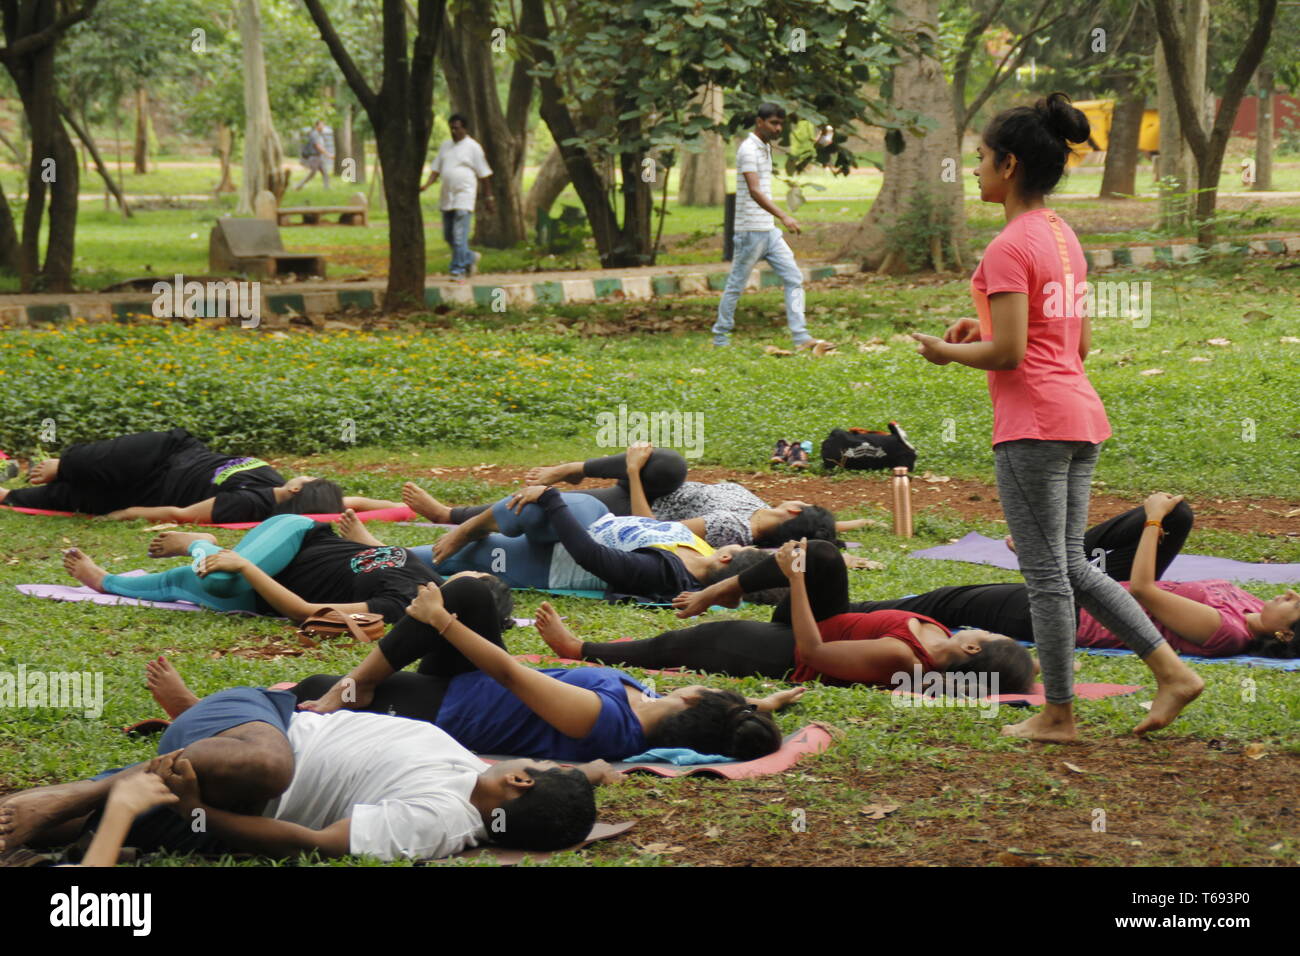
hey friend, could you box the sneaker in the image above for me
[469,251,481,276]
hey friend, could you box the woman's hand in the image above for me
[153,752,203,814]
[1142,492,1184,521]
[774,538,808,579]
[943,317,981,343]
[109,769,180,817]
[625,441,654,472]
[406,581,454,629]
[763,686,806,711]
[195,549,248,577]
[506,484,550,514]
[910,332,951,366]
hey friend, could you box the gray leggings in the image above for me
[994,439,1164,704]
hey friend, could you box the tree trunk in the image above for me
[236,0,289,215]
[522,145,569,229]
[353,128,366,185]
[438,2,530,247]
[836,0,964,272]
[133,86,149,174]
[1253,67,1274,191]
[1155,0,1206,230]
[215,123,236,192]
[61,102,131,217]
[1100,85,1145,199]
[0,182,21,274]
[335,100,352,179]
[678,85,726,206]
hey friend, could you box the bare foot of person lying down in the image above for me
[145,656,200,719]
[297,676,374,714]
[535,601,582,659]
[62,548,108,592]
[148,530,218,559]
[336,508,383,547]
[401,482,452,523]
[1134,668,1204,736]
[29,458,59,485]
[1000,708,1078,743]
[0,788,70,852]
[431,525,472,564]
[523,462,584,486]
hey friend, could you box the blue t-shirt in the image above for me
[435,668,652,761]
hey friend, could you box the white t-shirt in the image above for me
[432,136,493,212]
[734,132,775,231]
[263,710,489,861]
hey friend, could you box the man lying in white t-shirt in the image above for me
[0,690,613,863]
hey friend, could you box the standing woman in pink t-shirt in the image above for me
[910,93,1204,742]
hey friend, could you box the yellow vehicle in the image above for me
[1066,99,1160,166]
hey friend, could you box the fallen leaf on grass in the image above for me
[763,346,794,357]
[1244,743,1268,760]
[920,472,951,483]
[637,843,686,855]
[703,826,722,839]
[1062,761,1090,774]
[843,554,885,570]
[1188,356,1210,363]
[1137,701,1153,710]
[143,523,179,532]
[996,851,1037,867]
[1242,310,1273,321]
[859,803,900,820]
[1140,368,1164,376]
[1206,338,1233,346]
[857,343,889,353]
[1280,336,1300,345]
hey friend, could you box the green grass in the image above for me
[0,255,1297,867]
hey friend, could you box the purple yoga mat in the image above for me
[16,571,259,614]
[911,532,1300,584]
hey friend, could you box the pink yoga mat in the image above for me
[891,681,1140,708]
[0,503,419,529]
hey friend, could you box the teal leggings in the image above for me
[102,514,316,613]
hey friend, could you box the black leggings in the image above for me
[447,449,689,524]
[292,575,508,723]
[6,428,196,514]
[578,503,1194,674]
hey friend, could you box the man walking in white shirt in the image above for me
[423,113,496,279]
[714,103,822,349]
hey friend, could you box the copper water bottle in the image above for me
[891,466,913,538]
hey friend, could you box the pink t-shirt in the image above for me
[1077,579,1263,657]
[971,208,1111,446]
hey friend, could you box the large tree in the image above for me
[237,0,291,213]
[1153,0,1277,243]
[304,0,444,306]
[0,0,100,291]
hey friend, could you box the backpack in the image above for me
[820,422,917,471]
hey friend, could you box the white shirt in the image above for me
[264,710,489,861]
[734,132,775,231]
[432,136,493,212]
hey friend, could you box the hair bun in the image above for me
[1040,92,1090,145]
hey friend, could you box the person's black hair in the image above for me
[491,766,596,851]
[478,572,515,632]
[273,479,345,516]
[944,633,1035,694]
[755,102,786,122]
[1252,629,1299,658]
[647,688,781,760]
[753,504,840,549]
[982,91,1090,198]
[705,547,787,605]
[448,113,469,129]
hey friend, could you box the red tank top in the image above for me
[790,610,944,684]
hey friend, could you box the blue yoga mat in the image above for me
[1014,640,1299,671]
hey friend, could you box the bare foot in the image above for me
[337,508,383,546]
[0,783,91,851]
[402,482,452,523]
[296,676,373,714]
[1134,671,1204,735]
[535,601,582,659]
[1004,534,1017,554]
[431,526,471,564]
[523,462,583,486]
[1000,709,1078,743]
[148,530,217,559]
[29,458,59,485]
[62,548,108,591]
[145,656,200,719]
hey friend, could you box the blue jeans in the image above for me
[714,228,809,346]
[442,209,474,275]
[410,493,609,590]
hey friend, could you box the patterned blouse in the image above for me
[650,481,767,547]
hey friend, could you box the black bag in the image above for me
[820,422,917,471]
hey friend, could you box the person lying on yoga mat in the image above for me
[0,682,611,862]
[403,442,851,549]
[341,486,776,604]
[855,495,1300,660]
[144,575,797,763]
[0,427,397,523]
[543,536,1035,693]
[61,512,459,624]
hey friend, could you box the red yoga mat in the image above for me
[0,503,418,528]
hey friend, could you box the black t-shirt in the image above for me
[157,444,287,524]
[262,523,443,622]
